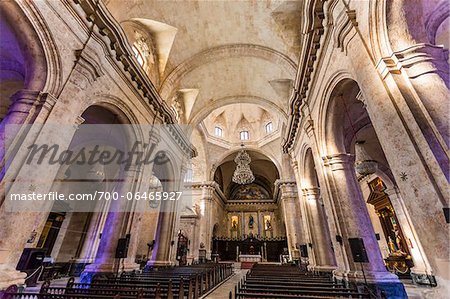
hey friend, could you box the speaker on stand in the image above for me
[348,238,369,286]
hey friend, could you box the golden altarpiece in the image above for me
[367,178,414,276]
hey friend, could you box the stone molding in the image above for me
[377,43,448,80]
[74,49,105,84]
[283,0,327,153]
[333,9,358,54]
[322,153,355,171]
[302,187,321,197]
[274,179,298,200]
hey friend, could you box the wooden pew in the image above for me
[234,264,370,299]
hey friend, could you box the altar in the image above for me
[239,254,262,262]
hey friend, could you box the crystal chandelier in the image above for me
[232,145,255,185]
[355,141,378,176]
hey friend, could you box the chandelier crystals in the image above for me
[232,145,255,185]
[355,141,378,176]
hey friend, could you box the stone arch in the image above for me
[0,1,61,93]
[317,72,364,155]
[189,95,288,126]
[425,0,450,45]
[302,148,319,189]
[159,44,297,101]
[209,146,282,182]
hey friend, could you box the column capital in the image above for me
[302,187,320,197]
[8,89,42,114]
[322,153,355,171]
[275,179,298,199]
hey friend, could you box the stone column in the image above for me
[0,90,56,181]
[302,187,336,270]
[76,201,111,263]
[82,166,140,279]
[276,180,301,260]
[323,154,402,293]
[150,200,178,266]
[0,112,78,289]
[197,184,214,260]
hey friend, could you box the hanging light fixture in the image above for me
[340,94,378,177]
[354,141,378,176]
[232,144,255,185]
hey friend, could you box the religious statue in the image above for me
[388,236,397,254]
[248,215,254,229]
[265,219,272,230]
[232,219,238,230]
[392,226,406,255]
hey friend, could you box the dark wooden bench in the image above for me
[2,263,233,299]
[233,264,370,299]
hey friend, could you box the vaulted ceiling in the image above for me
[105,0,301,131]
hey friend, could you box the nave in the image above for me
[2,263,379,299]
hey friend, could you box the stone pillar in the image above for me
[0,111,78,289]
[0,90,56,181]
[291,160,315,262]
[302,187,336,270]
[276,180,301,260]
[198,184,214,260]
[150,200,178,266]
[82,167,140,279]
[77,201,110,263]
[323,154,404,296]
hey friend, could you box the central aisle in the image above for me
[204,269,248,299]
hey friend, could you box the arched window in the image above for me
[265,122,273,134]
[240,130,249,140]
[214,126,223,137]
[132,45,144,66]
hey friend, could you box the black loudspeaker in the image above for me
[336,235,343,245]
[115,237,130,258]
[16,248,46,271]
[299,245,308,257]
[443,208,450,223]
[375,233,380,240]
[348,238,369,263]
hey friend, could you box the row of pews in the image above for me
[1,263,233,299]
[233,264,370,298]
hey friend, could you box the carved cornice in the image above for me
[274,179,298,202]
[72,0,196,158]
[377,43,448,80]
[333,9,357,54]
[184,181,226,203]
[74,49,104,83]
[283,0,327,153]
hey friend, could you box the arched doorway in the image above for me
[32,104,134,277]
[300,148,336,270]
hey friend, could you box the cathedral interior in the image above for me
[0,0,449,298]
